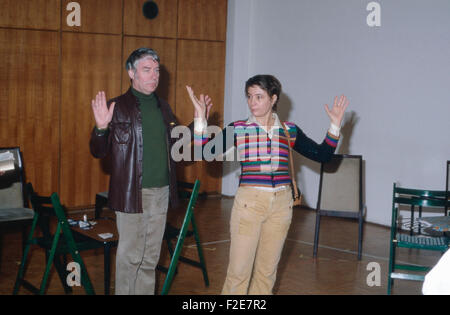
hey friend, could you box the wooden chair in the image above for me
[313,154,365,260]
[13,187,101,295]
[0,147,34,271]
[160,179,209,295]
[387,183,449,295]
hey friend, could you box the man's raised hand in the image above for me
[91,91,115,129]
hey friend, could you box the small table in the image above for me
[71,218,118,295]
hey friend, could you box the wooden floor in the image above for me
[0,197,442,295]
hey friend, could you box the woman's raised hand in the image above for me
[186,86,213,120]
[91,91,115,129]
[324,95,349,127]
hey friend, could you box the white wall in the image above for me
[223,0,450,226]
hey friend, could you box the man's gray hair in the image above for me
[125,47,160,71]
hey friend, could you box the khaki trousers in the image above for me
[222,186,293,295]
[115,186,169,295]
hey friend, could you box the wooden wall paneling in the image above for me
[178,0,227,41]
[122,36,177,109]
[0,2,228,208]
[61,0,123,34]
[61,33,122,207]
[175,39,226,193]
[123,0,177,38]
[0,29,60,196]
[0,0,60,30]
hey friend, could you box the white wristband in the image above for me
[194,117,207,133]
[328,123,340,137]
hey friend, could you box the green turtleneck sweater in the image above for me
[132,87,169,188]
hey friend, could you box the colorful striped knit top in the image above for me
[194,114,339,188]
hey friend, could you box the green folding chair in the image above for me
[13,190,96,295]
[446,161,449,215]
[387,183,450,295]
[160,179,209,295]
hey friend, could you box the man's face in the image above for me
[128,57,160,95]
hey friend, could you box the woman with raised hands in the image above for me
[186,74,348,295]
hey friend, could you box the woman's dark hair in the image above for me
[245,74,282,112]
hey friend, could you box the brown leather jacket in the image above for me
[90,88,190,213]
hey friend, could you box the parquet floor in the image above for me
[0,197,441,295]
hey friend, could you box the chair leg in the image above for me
[158,233,178,275]
[13,214,39,294]
[13,241,31,295]
[40,223,62,294]
[357,216,363,260]
[161,234,185,295]
[418,206,422,235]
[161,209,194,295]
[0,232,3,273]
[313,212,321,258]
[53,255,72,294]
[166,238,175,257]
[21,225,28,253]
[191,212,209,287]
[387,242,396,295]
[104,242,112,295]
[60,230,95,295]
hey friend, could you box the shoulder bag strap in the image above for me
[281,122,299,200]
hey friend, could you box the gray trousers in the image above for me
[115,186,169,295]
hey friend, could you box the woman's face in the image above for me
[246,85,277,118]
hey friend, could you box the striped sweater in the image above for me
[194,117,339,188]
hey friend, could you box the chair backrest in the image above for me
[0,147,26,209]
[317,154,362,214]
[29,187,85,249]
[50,193,78,244]
[28,184,81,244]
[391,183,448,234]
[27,183,56,240]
